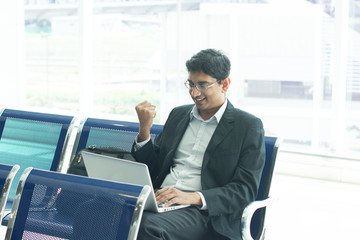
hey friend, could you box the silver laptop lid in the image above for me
[81,151,190,213]
[81,151,154,189]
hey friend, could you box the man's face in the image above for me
[187,71,229,119]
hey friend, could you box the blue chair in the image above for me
[5,167,150,240]
[0,164,20,221]
[0,109,75,211]
[241,136,280,240]
[68,117,163,169]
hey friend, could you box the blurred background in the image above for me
[0,0,359,239]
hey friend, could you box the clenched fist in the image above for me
[135,101,157,142]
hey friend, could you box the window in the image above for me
[92,1,163,121]
[2,0,359,158]
[24,0,80,112]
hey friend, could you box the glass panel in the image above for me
[244,80,313,99]
[92,1,165,121]
[345,120,360,155]
[24,0,80,111]
[346,0,360,155]
[347,0,360,104]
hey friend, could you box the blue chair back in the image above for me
[0,109,74,206]
[5,167,149,240]
[250,136,279,239]
[70,118,163,161]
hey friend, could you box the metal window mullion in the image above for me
[79,0,94,116]
[332,0,349,154]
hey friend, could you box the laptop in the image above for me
[81,151,190,213]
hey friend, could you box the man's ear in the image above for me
[222,78,231,93]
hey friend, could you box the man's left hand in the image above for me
[155,187,202,207]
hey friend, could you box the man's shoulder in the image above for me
[173,104,194,111]
[162,104,193,124]
[170,104,193,115]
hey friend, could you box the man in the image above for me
[132,49,265,240]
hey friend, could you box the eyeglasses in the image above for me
[184,81,218,92]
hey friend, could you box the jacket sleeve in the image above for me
[131,131,163,183]
[131,107,182,184]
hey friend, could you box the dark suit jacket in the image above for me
[132,101,265,240]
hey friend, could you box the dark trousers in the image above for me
[137,207,229,240]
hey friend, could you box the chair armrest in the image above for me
[241,197,277,240]
[0,164,20,221]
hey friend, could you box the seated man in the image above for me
[132,49,265,240]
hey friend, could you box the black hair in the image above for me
[185,49,231,83]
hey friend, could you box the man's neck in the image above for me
[198,99,227,121]
[199,108,219,121]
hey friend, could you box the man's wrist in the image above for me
[138,127,151,142]
[191,192,202,206]
[134,134,151,151]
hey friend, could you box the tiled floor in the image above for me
[265,173,360,239]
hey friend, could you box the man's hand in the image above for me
[135,101,157,142]
[155,187,203,208]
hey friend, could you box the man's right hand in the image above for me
[135,101,157,142]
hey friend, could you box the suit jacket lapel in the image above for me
[159,106,191,175]
[169,110,190,151]
[202,102,235,169]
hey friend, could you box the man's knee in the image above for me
[137,209,209,240]
[137,212,169,240]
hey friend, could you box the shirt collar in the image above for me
[190,99,228,123]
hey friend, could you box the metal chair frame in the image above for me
[241,136,280,240]
[0,164,20,221]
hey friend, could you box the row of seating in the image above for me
[2,166,150,240]
[0,109,162,239]
[0,109,163,208]
[0,108,280,240]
